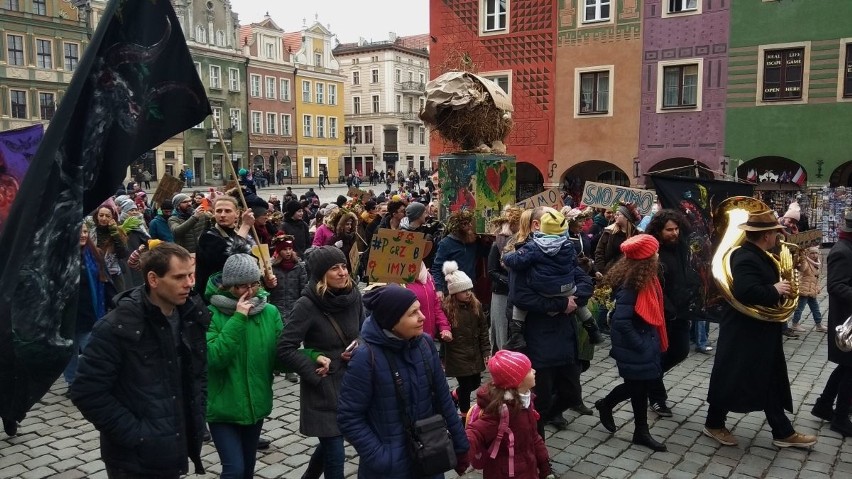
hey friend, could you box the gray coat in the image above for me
[168,213,210,253]
[277,282,364,437]
[827,238,852,366]
[268,262,308,322]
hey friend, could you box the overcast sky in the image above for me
[236,0,430,44]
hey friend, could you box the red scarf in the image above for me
[276,256,297,272]
[634,277,668,352]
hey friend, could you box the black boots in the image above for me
[633,428,667,452]
[582,318,604,345]
[504,320,527,351]
[595,399,616,433]
[811,397,835,422]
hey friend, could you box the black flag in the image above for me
[0,0,210,433]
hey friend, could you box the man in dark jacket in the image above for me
[281,200,310,256]
[645,209,701,417]
[71,243,210,478]
[703,210,817,449]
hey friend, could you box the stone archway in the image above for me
[737,156,806,190]
[828,160,852,187]
[648,157,714,179]
[516,161,545,201]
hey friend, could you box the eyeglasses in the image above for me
[233,281,261,290]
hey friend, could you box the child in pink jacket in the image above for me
[405,262,453,341]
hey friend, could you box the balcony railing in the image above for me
[206,128,233,141]
[398,81,426,93]
[401,112,421,123]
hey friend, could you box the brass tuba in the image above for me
[711,196,799,322]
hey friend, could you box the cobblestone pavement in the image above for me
[2,256,851,478]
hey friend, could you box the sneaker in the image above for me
[703,426,739,446]
[791,324,805,332]
[650,401,673,418]
[815,324,828,332]
[783,329,800,339]
[697,346,713,354]
[772,432,817,449]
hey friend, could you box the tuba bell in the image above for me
[837,316,852,352]
[710,196,799,322]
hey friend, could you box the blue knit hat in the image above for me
[363,284,418,331]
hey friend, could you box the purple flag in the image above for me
[0,124,43,235]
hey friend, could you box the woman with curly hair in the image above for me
[431,210,478,300]
[594,234,668,452]
[92,205,129,292]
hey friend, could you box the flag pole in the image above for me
[212,122,273,279]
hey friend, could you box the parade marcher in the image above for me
[169,192,212,254]
[205,254,328,477]
[378,200,406,230]
[464,350,554,479]
[148,200,175,242]
[93,205,129,293]
[268,234,308,383]
[329,211,358,274]
[405,261,451,342]
[791,246,826,332]
[277,247,364,479]
[593,202,641,333]
[644,209,702,418]
[812,210,852,437]
[281,200,311,257]
[337,284,469,479]
[194,196,255,296]
[71,243,209,478]
[119,200,151,290]
[703,210,817,449]
[595,234,668,452]
[487,207,521,351]
[431,210,478,300]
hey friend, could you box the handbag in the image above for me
[382,347,456,477]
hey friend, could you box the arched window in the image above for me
[597,169,630,186]
[216,30,225,47]
[196,25,206,43]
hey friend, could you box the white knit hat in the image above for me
[442,260,473,295]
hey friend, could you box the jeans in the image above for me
[209,420,264,478]
[63,332,92,385]
[302,435,344,479]
[792,296,823,325]
[692,320,709,349]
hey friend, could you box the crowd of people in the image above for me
[53,172,848,478]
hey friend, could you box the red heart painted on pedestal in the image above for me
[486,167,500,192]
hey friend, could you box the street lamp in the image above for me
[345,130,357,176]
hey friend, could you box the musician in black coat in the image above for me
[703,210,817,449]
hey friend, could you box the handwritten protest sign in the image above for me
[151,174,184,207]
[515,187,564,210]
[581,181,655,215]
[787,229,823,249]
[365,228,428,284]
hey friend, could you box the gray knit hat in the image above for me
[221,254,261,287]
[173,193,191,205]
[405,202,427,223]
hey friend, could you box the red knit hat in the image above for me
[488,350,532,389]
[620,234,659,260]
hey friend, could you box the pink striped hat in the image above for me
[488,350,532,389]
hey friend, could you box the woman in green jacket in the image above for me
[206,253,328,478]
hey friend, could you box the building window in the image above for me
[302,80,311,102]
[229,68,240,91]
[10,90,27,119]
[598,170,630,186]
[229,108,241,131]
[317,116,325,138]
[36,39,52,69]
[364,125,373,143]
[7,34,24,66]
[419,127,426,145]
[196,25,207,44]
[32,0,45,15]
[215,30,225,47]
[583,0,610,23]
[407,97,414,112]
[280,78,291,101]
[481,73,511,97]
[579,71,609,114]
[351,126,363,143]
[250,75,261,97]
[266,113,277,135]
[209,65,221,89]
[667,0,697,14]
[39,92,54,120]
[372,69,379,83]
[251,111,262,134]
[663,64,699,108]
[481,0,508,33]
[194,62,201,76]
[3,0,20,10]
[316,83,324,104]
[315,52,322,67]
[211,107,222,128]
[281,114,291,135]
[420,73,426,84]
[328,84,337,105]
[395,95,401,112]
[63,42,79,71]
[353,97,361,115]
[762,48,804,101]
[408,126,415,144]
[265,77,276,99]
[304,157,313,177]
[844,44,852,98]
[303,115,312,137]
[329,117,338,138]
[408,71,414,82]
[372,95,380,113]
[395,69,401,83]
[353,71,360,85]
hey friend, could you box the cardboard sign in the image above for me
[151,174,184,208]
[581,181,655,215]
[515,187,564,210]
[365,228,428,284]
[787,229,823,249]
[348,187,371,202]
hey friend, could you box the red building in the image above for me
[429,0,557,196]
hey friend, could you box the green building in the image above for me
[726,0,852,189]
[0,0,91,132]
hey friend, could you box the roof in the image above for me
[283,32,301,55]
[397,34,430,50]
[332,34,429,58]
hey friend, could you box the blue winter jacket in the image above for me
[338,318,469,479]
[609,288,662,381]
[505,233,589,303]
[431,234,477,294]
[149,214,174,242]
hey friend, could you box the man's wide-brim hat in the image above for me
[840,209,852,233]
[737,210,785,232]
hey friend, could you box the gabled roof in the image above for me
[238,25,252,48]
[305,21,332,36]
[255,16,283,32]
[283,32,301,54]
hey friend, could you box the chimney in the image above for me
[389,31,397,42]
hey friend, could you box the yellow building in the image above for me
[288,22,346,184]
